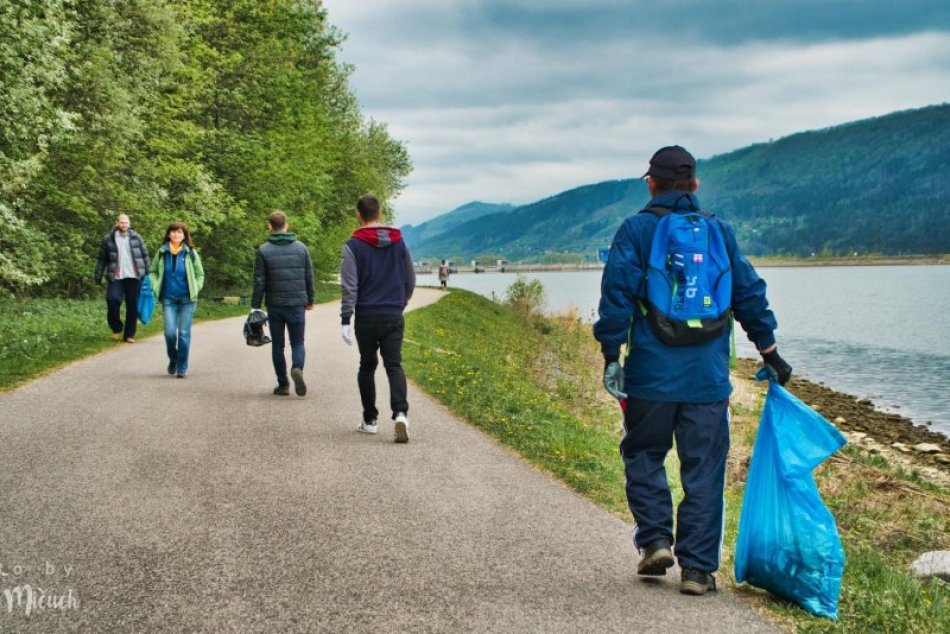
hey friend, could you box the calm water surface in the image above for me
[417,266,950,435]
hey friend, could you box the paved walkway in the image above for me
[0,289,780,632]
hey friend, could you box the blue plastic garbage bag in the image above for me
[734,370,847,619]
[137,275,156,325]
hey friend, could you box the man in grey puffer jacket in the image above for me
[94,214,150,343]
[251,211,315,397]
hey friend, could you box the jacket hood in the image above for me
[352,226,402,248]
[645,191,702,212]
[267,232,297,244]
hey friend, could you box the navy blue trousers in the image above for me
[268,305,306,386]
[620,398,730,573]
[106,277,141,339]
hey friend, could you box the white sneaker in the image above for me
[357,419,378,434]
[394,412,409,443]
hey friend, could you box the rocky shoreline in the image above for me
[736,359,950,473]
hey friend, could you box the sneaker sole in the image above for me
[680,580,715,596]
[290,368,306,396]
[637,550,674,576]
[394,420,409,443]
[357,425,378,434]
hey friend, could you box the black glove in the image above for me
[761,348,792,386]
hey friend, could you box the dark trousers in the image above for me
[620,398,730,573]
[355,314,408,422]
[106,277,141,339]
[268,305,306,386]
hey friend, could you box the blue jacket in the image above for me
[594,191,777,402]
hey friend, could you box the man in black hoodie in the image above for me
[252,211,314,397]
[340,194,416,443]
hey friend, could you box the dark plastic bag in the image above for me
[137,275,156,325]
[734,372,847,619]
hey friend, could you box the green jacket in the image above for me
[149,243,205,302]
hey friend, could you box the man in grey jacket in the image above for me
[94,214,150,343]
[251,211,315,397]
[340,194,416,442]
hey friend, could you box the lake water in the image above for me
[417,266,950,436]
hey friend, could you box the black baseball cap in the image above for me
[643,145,696,181]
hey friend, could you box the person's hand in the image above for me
[305,303,314,311]
[603,361,627,400]
[341,324,354,346]
[761,348,792,386]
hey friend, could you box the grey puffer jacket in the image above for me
[94,228,150,283]
[251,233,314,309]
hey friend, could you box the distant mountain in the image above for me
[401,201,514,250]
[410,104,950,259]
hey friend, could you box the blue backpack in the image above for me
[639,202,732,346]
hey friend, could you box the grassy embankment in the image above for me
[402,289,949,634]
[0,282,341,391]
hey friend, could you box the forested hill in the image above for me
[1,2,410,296]
[408,104,950,260]
[401,202,514,246]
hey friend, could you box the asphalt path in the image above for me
[0,289,780,632]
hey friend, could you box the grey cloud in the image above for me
[323,1,950,225]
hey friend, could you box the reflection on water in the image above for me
[417,265,950,435]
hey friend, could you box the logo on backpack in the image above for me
[639,203,732,346]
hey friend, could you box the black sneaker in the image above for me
[680,567,717,595]
[273,384,290,396]
[290,367,306,396]
[167,362,177,375]
[637,539,674,576]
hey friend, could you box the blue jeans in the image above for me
[268,305,306,386]
[162,298,196,374]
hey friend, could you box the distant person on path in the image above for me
[94,214,150,343]
[594,145,792,596]
[340,194,416,443]
[251,211,314,397]
[149,222,205,378]
[438,259,450,290]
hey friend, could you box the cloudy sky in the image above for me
[321,1,950,226]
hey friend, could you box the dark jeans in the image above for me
[268,305,306,386]
[619,398,730,573]
[355,314,408,422]
[106,277,141,339]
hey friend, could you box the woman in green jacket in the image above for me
[149,222,205,378]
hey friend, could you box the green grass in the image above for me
[404,289,950,634]
[404,290,629,514]
[0,281,340,390]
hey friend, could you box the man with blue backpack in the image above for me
[594,145,792,596]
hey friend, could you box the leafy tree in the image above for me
[1,0,410,296]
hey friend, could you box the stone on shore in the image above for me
[913,443,942,454]
[910,551,950,582]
